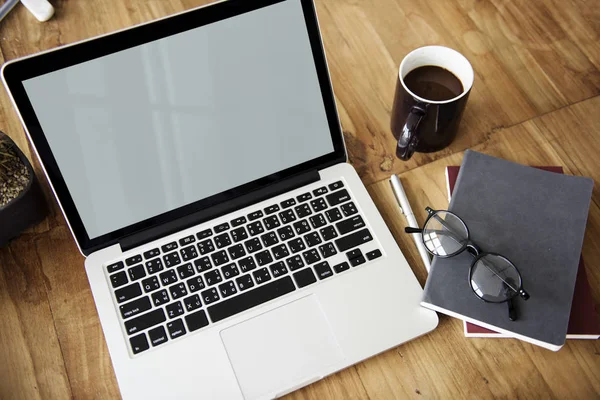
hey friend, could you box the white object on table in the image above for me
[390,174,432,272]
[20,0,54,22]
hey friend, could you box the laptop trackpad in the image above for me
[220,295,344,399]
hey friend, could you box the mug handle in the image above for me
[396,104,427,160]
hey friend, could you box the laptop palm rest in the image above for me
[220,295,345,399]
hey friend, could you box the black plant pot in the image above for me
[0,132,47,247]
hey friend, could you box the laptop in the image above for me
[2,0,438,398]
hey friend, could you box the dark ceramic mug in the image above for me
[391,46,474,160]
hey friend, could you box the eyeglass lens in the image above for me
[422,211,468,256]
[470,254,521,302]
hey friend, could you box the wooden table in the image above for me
[1,0,599,398]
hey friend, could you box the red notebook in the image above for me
[446,166,600,340]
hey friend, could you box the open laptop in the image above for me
[2,0,438,398]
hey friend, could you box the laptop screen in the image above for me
[20,0,335,240]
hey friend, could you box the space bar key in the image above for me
[207,276,296,323]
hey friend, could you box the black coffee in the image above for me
[404,65,463,101]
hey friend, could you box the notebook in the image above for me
[446,166,600,340]
[421,150,594,351]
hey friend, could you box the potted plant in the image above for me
[0,131,47,247]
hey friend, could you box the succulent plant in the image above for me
[0,137,19,181]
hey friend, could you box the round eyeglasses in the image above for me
[405,207,530,321]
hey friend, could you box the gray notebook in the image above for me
[421,150,594,351]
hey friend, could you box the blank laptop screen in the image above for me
[22,0,334,240]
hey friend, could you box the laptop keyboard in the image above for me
[104,180,383,356]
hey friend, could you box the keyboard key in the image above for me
[236,274,254,291]
[286,255,305,271]
[297,192,312,202]
[231,227,248,243]
[333,262,350,273]
[125,308,166,335]
[318,243,337,258]
[278,209,296,224]
[107,261,124,274]
[302,249,321,265]
[304,232,322,247]
[141,276,160,293]
[281,198,296,208]
[221,263,240,279]
[276,226,295,241]
[335,228,373,252]
[214,233,232,249]
[128,264,146,281]
[166,301,185,319]
[110,271,128,288]
[366,249,382,260]
[252,267,271,284]
[228,244,246,260]
[231,217,247,227]
[115,283,142,303]
[313,186,328,196]
[326,189,350,206]
[320,226,338,241]
[309,213,327,229]
[264,204,280,215]
[161,242,178,252]
[143,248,160,260]
[185,310,209,332]
[120,296,152,319]
[350,256,366,267]
[125,255,142,266]
[295,203,312,218]
[247,221,265,236]
[260,232,279,247]
[163,252,181,268]
[293,268,317,288]
[310,198,328,212]
[271,244,289,260]
[293,219,311,235]
[179,235,196,246]
[248,210,264,221]
[238,256,257,273]
[346,249,362,260]
[205,269,223,286]
[208,276,295,322]
[176,263,195,280]
[200,288,220,305]
[183,294,202,312]
[187,276,205,293]
[159,270,178,286]
[270,261,288,278]
[214,222,230,233]
[196,229,213,239]
[328,181,344,191]
[151,289,170,306]
[169,283,188,300]
[314,261,334,280]
[340,202,358,217]
[218,281,238,298]
[130,333,149,354]
[180,245,198,261]
[337,215,366,235]
[255,250,273,266]
[211,250,229,267]
[197,239,215,255]
[263,215,280,230]
[148,325,168,347]
[288,238,306,254]
[167,319,187,339]
[244,238,263,253]
[325,208,343,223]
[194,257,212,273]
[145,258,164,274]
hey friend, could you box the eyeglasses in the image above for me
[405,207,530,321]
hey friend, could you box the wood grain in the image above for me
[0,0,599,399]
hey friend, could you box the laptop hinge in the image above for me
[119,169,320,252]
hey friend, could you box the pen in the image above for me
[0,0,19,23]
[390,174,431,272]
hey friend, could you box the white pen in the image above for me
[390,174,431,272]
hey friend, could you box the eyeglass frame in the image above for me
[405,206,530,321]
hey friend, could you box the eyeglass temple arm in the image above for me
[404,227,422,234]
